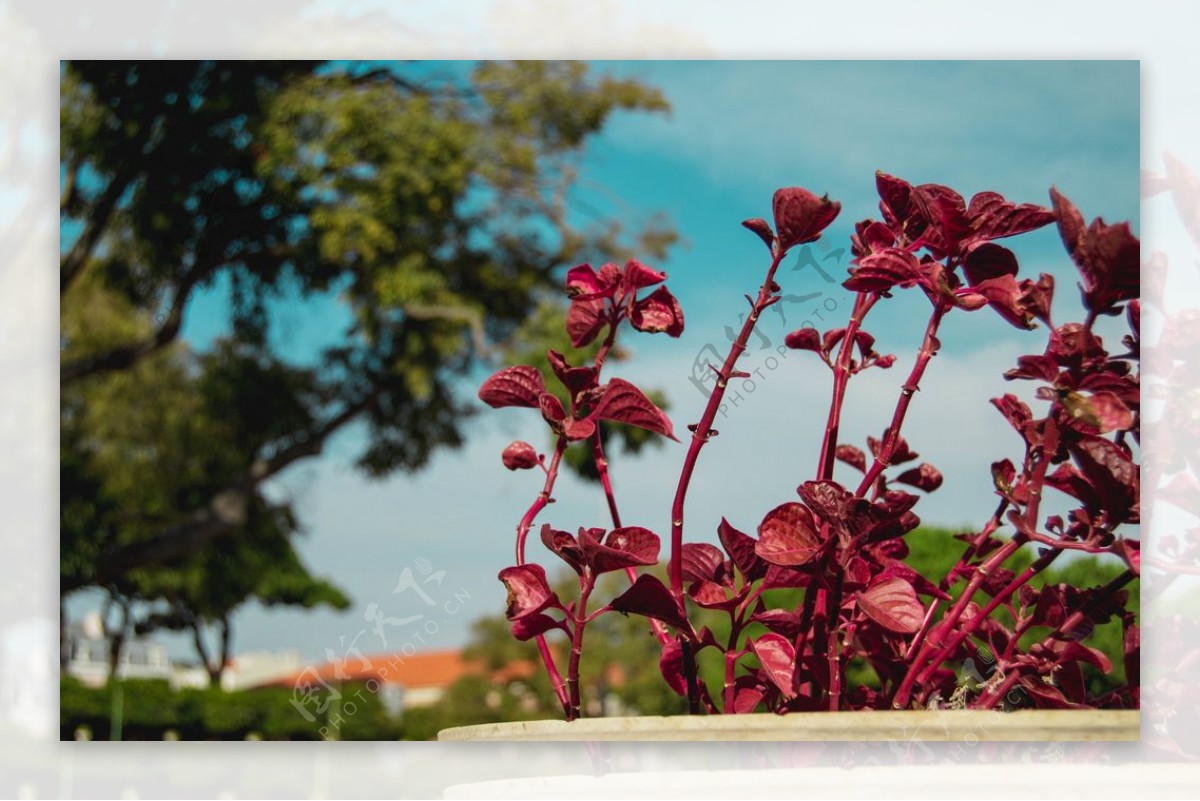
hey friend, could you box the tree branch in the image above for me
[63,395,374,592]
[61,263,205,386]
[61,167,137,296]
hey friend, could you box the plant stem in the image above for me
[515,436,570,713]
[825,570,845,710]
[817,293,877,481]
[669,248,786,597]
[856,303,948,494]
[592,430,671,646]
[566,575,596,720]
[667,247,787,711]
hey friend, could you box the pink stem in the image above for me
[856,303,947,494]
[667,248,788,709]
[515,437,570,713]
[817,293,877,481]
[592,431,670,645]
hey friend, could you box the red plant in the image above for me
[481,176,1139,719]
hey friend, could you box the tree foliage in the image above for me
[60,60,675,600]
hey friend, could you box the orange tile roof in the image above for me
[260,649,535,691]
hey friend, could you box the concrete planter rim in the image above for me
[438,708,1138,742]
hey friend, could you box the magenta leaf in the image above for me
[755,502,822,567]
[844,248,920,293]
[784,327,823,353]
[796,480,853,526]
[546,350,598,397]
[731,681,767,714]
[856,576,923,634]
[876,562,951,601]
[631,285,685,337]
[772,187,841,250]
[962,242,1018,286]
[895,463,944,493]
[1114,539,1140,576]
[749,633,797,698]
[750,609,806,638]
[498,564,559,620]
[540,524,586,575]
[718,517,767,581]
[566,297,608,348]
[566,263,616,300]
[610,574,689,629]
[835,444,867,472]
[593,378,678,440]
[1070,436,1138,519]
[681,542,726,583]
[876,171,915,228]
[479,365,546,408]
[579,526,661,574]
[973,273,1036,330]
[501,440,539,470]
[741,217,775,249]
[511,613,567,641]
[688,580,737,610]
[620,259,668,295]
[966,191,1054,244]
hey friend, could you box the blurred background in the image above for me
[58,59,1141,741]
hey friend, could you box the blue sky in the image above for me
[69,61,1140,663]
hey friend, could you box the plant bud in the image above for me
[501,440,539,470]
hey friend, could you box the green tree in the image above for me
[60,60,676,596]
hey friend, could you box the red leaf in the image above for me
[579,526,660,574]
[835,444,866,472]
[546,350,597,397]
[896,463,944,493]
[797,480,853,525]
[631,286,685,337]
[749,633,797,698]
[755,502,822,567]
[498,564,558,620]
[844,248,920,293]
[1070,436,1138,519]
[784,327,823,353]
[566,297,608,348]
[718,518,766,581]
[511,613,567,641]
[876,171,915,228]
[772,187,841,250]
[741,217,775,249]
[540,524,585,575]
[966,191,1054,244]
[857,576,923,633]
[688,580,737,610]
[962,242,1018,287]
[1114,539,1140,576]
[620,259,668,294]
[610,574,688,629]
[681,542,725,583]
[732,682,767,714]
[750,609,806,638]
[593,378,678,440]
[479,365,546,408]
[566,263,616,300]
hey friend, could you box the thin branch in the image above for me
[61,262,206,385]
[65,395,374,591]
[61,167,137,296]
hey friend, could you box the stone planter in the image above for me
[438,709,1138,742]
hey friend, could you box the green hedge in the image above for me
[60,677,407,740]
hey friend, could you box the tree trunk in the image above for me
[106,596,130,683]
